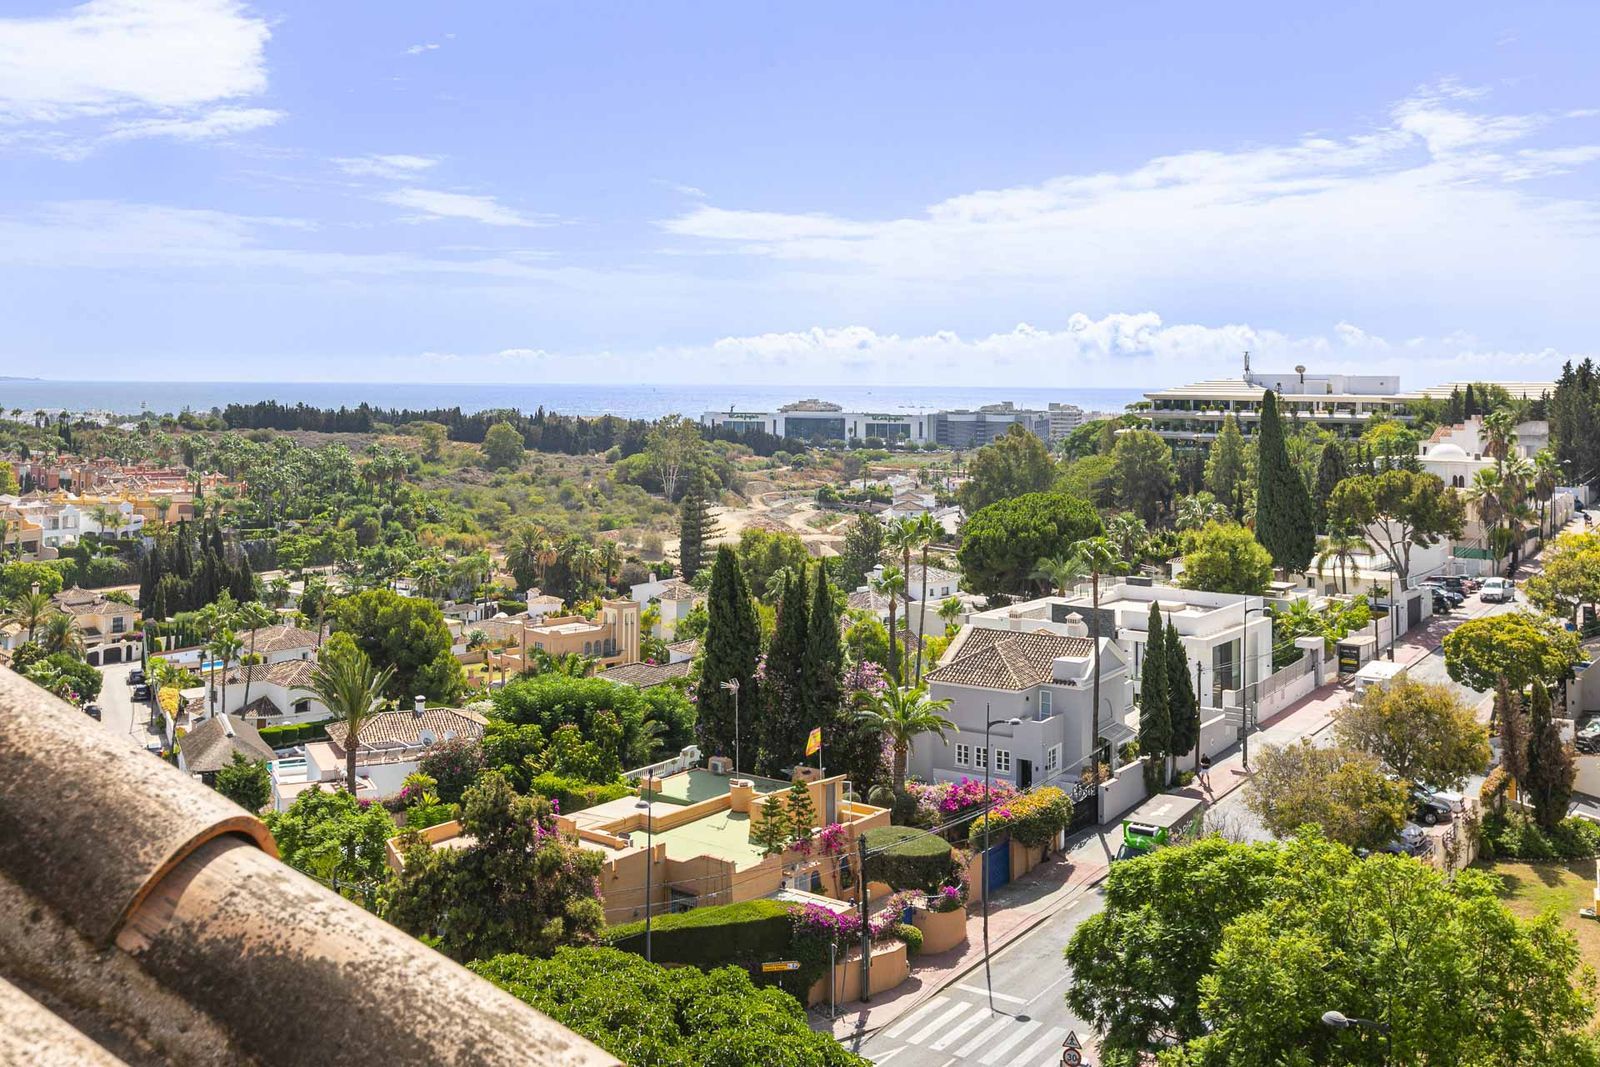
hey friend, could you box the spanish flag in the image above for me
[805,727,822,757]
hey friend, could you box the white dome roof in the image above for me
[1427,442,1468,460]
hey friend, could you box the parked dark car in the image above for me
[128,668,146,685]
[1410,787,1454,826]
[1576,717,1600,755]
[83,704,102,721]
[1375,824,1433,857]
[1430,575,1477,595]
[1429,590,1456,614]
[131,684,152,702]
[1419,580,1465,607]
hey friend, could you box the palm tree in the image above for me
[1030,554,1083,596]
[854,685,955,792]
[595,541,622,591]
[531,649,595,677]
[938,595,964,636]
[3,590,54,643]
[1314,522,1370,594]
[870,565,907,682]
[1065,536,1123,802]
[298,639,395,794]
[909,512,942,682]
[1174,493,1228,532]
[234,600,277,715]
[504,525,543,590]
[1469,468,1509,576]
[1482,409,1517,471]
[206,629,243,719]
[1105,513,1149,565]
[885,518,921,665]
[38,612,84,658]
[1533,449,1560,538]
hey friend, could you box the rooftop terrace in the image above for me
[640,767,789,806]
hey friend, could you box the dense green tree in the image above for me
[471,948,869,1066]
[480,421,526,470]
[385,772,604,963]
[213,751,272,812]
[299,632,396,793]
[1178,522,1273,595]
[1442,610,1581,693]
[264,787,398,910]
[1327,469,1465,582]
[802,565,870,788]
[735,528,811,603]
[958,424,1056,513]
[17,650,103,702]
[1253,391,1316,573]
[1111,429,1177,526]
[836,513,885,590]
[1523,682,1576,830]
[1159,838,1600,1067]
[1065,836,1284,1062]
[1523,531,1600,619]
[0,560,65,600]
[676,472,719,581]
[1245,740,1409,851]
[492,673,693,771]
[1138,603,1172,791]
[1055,452,1117,508]
[757,570,810,772]
[1332,677,1491,789]
[956,491,1104,596]
[695,545,761,767]
[1203,414,1250,518]
[330,588,464,703]
[1164,617,1199,782]
[752,793,793,857]
[1312,439,1349,531]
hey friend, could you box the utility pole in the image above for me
[857,833,871,1001]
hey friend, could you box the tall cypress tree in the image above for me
[1138,602,1172,792]
[1164,618,1199,785]
[758,569,810,772]
[1312,441,1349,533]
[677,474,719,581]
[1523,682,1575,829]
[695,544,761,769]
[1254,391,1316,573]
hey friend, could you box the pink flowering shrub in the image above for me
[843,660,889,694]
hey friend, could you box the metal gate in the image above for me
[1067,782,1097,834]
[983,835,1011,895]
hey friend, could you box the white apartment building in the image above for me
[968,580,1273,711]
[701,398,1088,447]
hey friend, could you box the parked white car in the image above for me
[1480,577,1515,602]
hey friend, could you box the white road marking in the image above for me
[867,1046,905,1065]
[881,996,953,1040]
[955,984,1028,1005]
[980,1020,1042,1064]
[952,1014,1014,1059]
[929,1009,990,1052]
[904,999,975,1045]
[1014,1025,1065,1067]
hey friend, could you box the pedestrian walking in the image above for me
[1198,754,1212,790]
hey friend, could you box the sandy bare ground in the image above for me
[709,488,846,557]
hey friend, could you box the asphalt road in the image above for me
[94,659,163,750]
[857,890,1105,1067]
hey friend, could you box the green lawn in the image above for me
[1488,860,1600,1015]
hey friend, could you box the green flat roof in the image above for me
[642,768,790,806]
[653,810,767,871]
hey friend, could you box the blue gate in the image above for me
[983,834,1011,895]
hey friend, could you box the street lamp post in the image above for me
[981,710,1022,1013]
[1321,1009,1391,1063]
[635,791,654,962]
[1386,572,1397,661]
[1241,606,1270,771]
[719,678,741,777]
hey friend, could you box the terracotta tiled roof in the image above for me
[326,706,487,752]
[218,659,315,688]
[179,714,275,774]
[238,623,319,655]
[50,587,132,618]
[653,579,699,602]
[666,638,700,657]
[599,661,692,689]
[925,627,1093,690]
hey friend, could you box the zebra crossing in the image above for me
[865,991,1085,1066]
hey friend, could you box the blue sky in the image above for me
[1,1,1597,387]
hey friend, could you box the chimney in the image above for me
[221,714,235,738]
[1061,611,1089,639]
[413,695,426,719]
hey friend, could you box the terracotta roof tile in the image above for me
[599,661,692,689]
[925,627,1092,690]
[326,707,487,752]
[178,714,275,774]
[238,623,319,655]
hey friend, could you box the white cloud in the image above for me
[0,1,272,127]
[333,153,440,180]
[404,42,439,56]
[378,187,551,228]
[107,105,281,141]
[657,82,1600,341]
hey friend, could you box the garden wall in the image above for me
[1099,762,1149,824]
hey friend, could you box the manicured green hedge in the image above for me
[605,898,793,963]
[527,772,632,813]
[1479,812,1600,860]
[258,718,335,749]
[863,825,954,893]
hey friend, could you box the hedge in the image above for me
[257,718,336,749]
[605,899,793,965]
[967,786,1074,850]
[528,772,633,814]
[1479,812,1600,861]
[862,826,954,893]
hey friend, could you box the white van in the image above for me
[1480,577,1515,603]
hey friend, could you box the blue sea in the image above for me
[0,380,1148,421]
